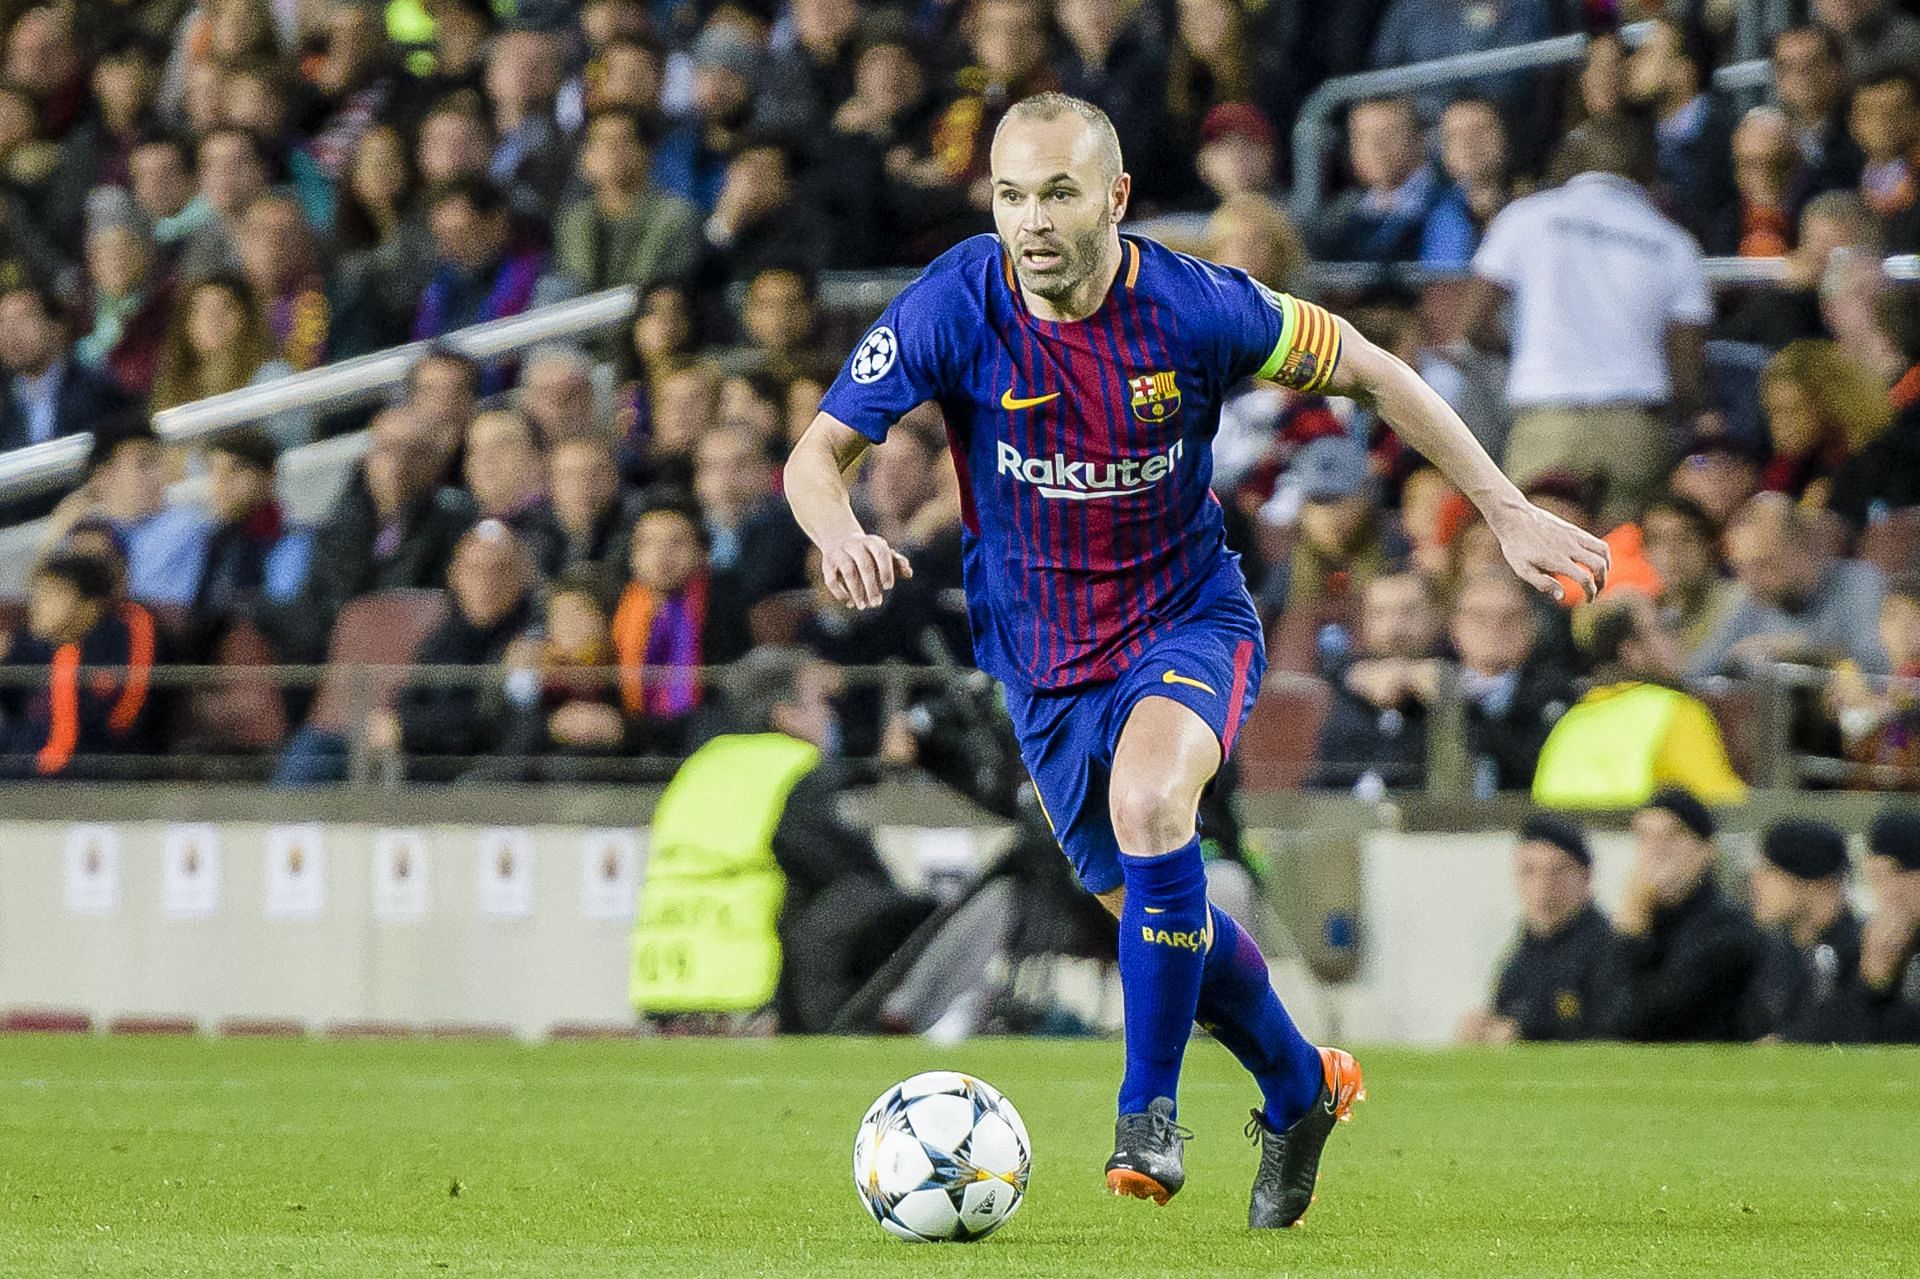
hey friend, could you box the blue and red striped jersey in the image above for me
[820,233,1342,690]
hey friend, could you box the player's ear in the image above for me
[1110,172,1131,224]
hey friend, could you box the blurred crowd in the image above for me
[0,0,1913,791]
[1459,792,1920,1044]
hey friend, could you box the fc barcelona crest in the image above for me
[1129,371,1181,422]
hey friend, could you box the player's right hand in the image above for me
[822,533,913,610]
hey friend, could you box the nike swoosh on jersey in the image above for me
[1000,388,1061,410]
[1162,671,1217,695]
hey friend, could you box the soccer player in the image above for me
[785,93,1609,1227]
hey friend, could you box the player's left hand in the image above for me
[1490,500,1610,603]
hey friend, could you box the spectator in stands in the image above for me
[1718,191,1879,349]
[75,189,172,399]
[516,344,602,448]
[1706,107,1796,257]
[128,130,206,259]
[484,28,568,216]
[1829,294,1920,523]
[1594,788,1762,1042]
[1691,494,1889,677]
[234,194,329,372]
[0,283,133,452]
[306,0,398,181]
[1861,807,1920,1040]
[754,0,861,144]
[189,427,294,657]
[415,177,562,356]
[1191,102,1278,210]
[365,519,538,777]
[1533,592,1748,808]
[1368,0,1554,121]
[329,123,433,358]
[1449,569,1580,794]
[151,275,298,439]
[533,435,641,586]
[821,14,943,266]
[259,405,475,665]
[922,0,1057,198]
[1307,569,1444,793]
[1818,0,1920,83]
[1201,194,1306,292]
[696,425,812,662]
[1436,96,1515,241]
[464,410,550,534]
[1458,812,1609,1044]
[1310,96,1473,264]
[1772,25,1864,217]
[179,126,270,282]
[1626,16,1735,243]
[583,33,664,128]
[555,107,700,296]
[1851,65,1920,252]
[612,495,714,753]
[277,519,538,786]
[1742,818,1875,1043]
[1055,0,1178,206]
[395,0,492,125]
[496,566,627,767]
[43,421,208,609]
[0,552,154,778]
[1274,435,1405,616]
[1668,433,1761,528]
[1758,341,1892,506]
[652,25,761,214]
[1823,573,1920,775]
[80,35,164,194]
[728,266,825,378]
[642,362,719,489]
[333,123,415,257]
[1466,118,1712,527]
[403,346,483,481]
[694,139,828,311]
[1640,493,1739,663]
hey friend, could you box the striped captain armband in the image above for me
[1255,291,1342,394]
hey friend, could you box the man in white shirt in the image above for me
[1462,118,1713,527]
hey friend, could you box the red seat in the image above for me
[1233,677,1332,793]
[307,590,450,733]
[1858,507,1920,577]
[179,619,289,752]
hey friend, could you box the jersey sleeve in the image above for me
[818,272,963,443]
[1202,263,1343,395]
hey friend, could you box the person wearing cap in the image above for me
[1276,434,1406,615]
[1533,591,1749,810]
[1196,103,1281,207]
[1593,788,1763,1041]
[1862,806,1920,1041]
[1741,818,1877,1042]
[1460,813,1611,1043]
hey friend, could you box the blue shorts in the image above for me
[1003,592,1266,895]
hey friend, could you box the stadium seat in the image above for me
[1858,507,1920,576]
[1233,677,1332,793]
[307,590,450,733]
[1698,683,1763,783]
[178,620,290,753]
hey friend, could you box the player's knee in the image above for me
[1109,776,1196,857]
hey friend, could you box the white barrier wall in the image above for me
[0,820,1765,1043]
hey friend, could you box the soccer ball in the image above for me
[852,1071,1031,1243]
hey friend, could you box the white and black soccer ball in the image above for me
[852,1071,1031,1243]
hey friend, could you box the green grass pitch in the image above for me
[2,1035,1916,1277]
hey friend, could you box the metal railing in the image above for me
[0,286,640,504]
[0,656,1902,794]
[1290,19,1772,225]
